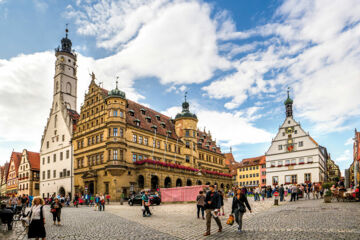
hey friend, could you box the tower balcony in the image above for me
[105,159,128,176]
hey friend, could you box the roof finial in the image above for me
[116,76,119,89]
[184,91,187,102]
[287,87,290,98]
[90,72,95,82]
[65,23,69,38]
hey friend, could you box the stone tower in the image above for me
[174,93,198,166]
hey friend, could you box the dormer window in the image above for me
[134,119,140,127]
[128,110,135,116]
[151,125,157,131]
[140,108,146,115]
[160,122,166,128]
[155,115,160,121]
[167,130,172,137]
[146,116,151,123]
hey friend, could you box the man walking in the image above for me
[290,185,297,202]
[203,185,222,236]
[279,184,285,202]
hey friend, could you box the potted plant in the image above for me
[322,182,333,203]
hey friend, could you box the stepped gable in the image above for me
[126,100,179,140]
[10,152,22,175]
[197,130,222,154]
[27,151,40,171]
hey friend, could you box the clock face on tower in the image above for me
[286,127,293,134]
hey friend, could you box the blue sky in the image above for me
[1,0,360,174]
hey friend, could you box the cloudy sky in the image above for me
[1,0,359,173]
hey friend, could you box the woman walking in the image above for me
[218,190,225,216]
[196,191,205,219]
[50,198,62,226]
[231,189,252,233]
[28,196,46,240]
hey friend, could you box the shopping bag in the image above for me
[226,214,234,225]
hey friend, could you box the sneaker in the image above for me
[237,229,242,234]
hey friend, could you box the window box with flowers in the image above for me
[278,164,283,167]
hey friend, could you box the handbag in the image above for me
[226,214,234,225]
[50,208,56,213]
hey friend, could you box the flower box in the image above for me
[291,163,296,166]
[299,162,305,165]
[285,182,290,185]
[277,165,283,167]
[285,164,290,166]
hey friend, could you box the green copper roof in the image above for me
[107,81,126,99]
[284,89,293,105]
[175,101,197,120]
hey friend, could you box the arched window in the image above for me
[66,82,72,94]
[54,115,57,128]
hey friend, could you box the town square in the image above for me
[0,0,360,239]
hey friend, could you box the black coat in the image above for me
[204,191,221,210]
[231,195,251,213]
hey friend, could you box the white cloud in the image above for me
[345,138,353,146]
[335,149,352,163]
[162,104,272,147]
[202,0,360,133]
[66,0,230,86]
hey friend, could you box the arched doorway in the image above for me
[164,177,172,188]
[58,187,65,196]
[196,180,202,185]
[176,178,182,187]
[151,175,159,190]
[206,182,210,185]
[226,184,230,189]
[186,179,192,186]
[220,183,224,189]
[138,175,144,189]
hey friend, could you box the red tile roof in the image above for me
[26,151,40,171]
[126,100,179,140]
[68,109,80,131]
[224,152,241,176]
[240,155,266,167]
[197,130,222,154]
[225,153,235,166]
[10,152,22,176]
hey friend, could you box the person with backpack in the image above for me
[196,191,205,219]
[50,198,62,226]
[231,188,252,233]
[28,197,46,239]
[203,185,222,236]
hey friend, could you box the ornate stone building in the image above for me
[18,150,40,196]
[6,152,22,195]
[326,155,341,182]
[73,79,232,200]
[40,28,79,199]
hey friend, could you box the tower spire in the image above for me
[284,87,293,118]
[65,23,69,38]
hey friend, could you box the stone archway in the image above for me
[206,181,210,185]
[186,179,192,186]
[196,180,202,185]
[164,177,172,188]
[176,178,182,187]
[138,175,144,189]
[226,184,230,189]
[220,183,224,189]
[58,186,66,196]
[151,175,159,190]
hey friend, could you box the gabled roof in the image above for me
[224,152,240,176]
[241,155,266,167]
[126,100,179,140]
[197,130,222,154]
[9,152,22,176]
[309,136,318,146]
[26,151,40,171]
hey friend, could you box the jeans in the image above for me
[99,203,105,211]
[52,210,61,222]
[205,209,222,233]
[280,194,284,201]
[143,206,151,216]
[261,193,265,200]
[234,209,244,230]
[197,205,204,218]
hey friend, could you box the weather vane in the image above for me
[184,91,188,102]
[116,76,119,88]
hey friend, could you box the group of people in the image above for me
[196,185,251,236]
[72,193,110,209]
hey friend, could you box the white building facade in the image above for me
[40,28,79,199]
[265,91,326,186]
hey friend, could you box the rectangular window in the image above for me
[88,138,91,146]
[185,130,190,137]
[67,170,70,176]
[132,154,137,162]
[62,135,65,141]
[53,170,56,178]
[278,145,283,150]
[96,135,99,143]
[60,152,63,160]
[42,158,45,165]
[113,150,118,160]
[305,173,311,182]
[138,155,143,160]
[47,141,49,148]
[307,157,313,163]
[144,137,148,145]
[299,158,304,164]
[271,162,275,167]
[133,134,137,143]
[291,175,297,184]
[66,150,70,159]
[113,110,118,116]
[291,159,296,165]
[186,156,190,163]
[298,141,303,147]
[120,111,124,118]
[139,136,143,144]
[262,171,266,176]
[53,154,56,162]
[285,159,290,166]
[42,171,45,180]
[120,128,124,137]
[60,172,63,178]
[113,128,118,136]
[285,175,291,184]
[193,143,196,150]
[272,176,279,185]
[47,170,50,179]
[105,182,109,194]
[186,142,190,148]
[100,134,103,142]
[157,141,160,149]
[256,173,259,177]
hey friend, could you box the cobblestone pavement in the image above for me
[1,196,359,240]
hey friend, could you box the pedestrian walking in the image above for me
[203,185,222,236]
[218,190,225,216]
[142,191,151,217]
[261,188,266,201]
[94,194,100,211]
[231,188,252,233]
[305,186,311,199]
[196,191,205,219]
[99,194,105,211]
[106,194,111,204]
[74,194,79,208]
[50,198,62,226]
[28,197,46,240]
[290,185,297,202]
[279,184,285,201]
